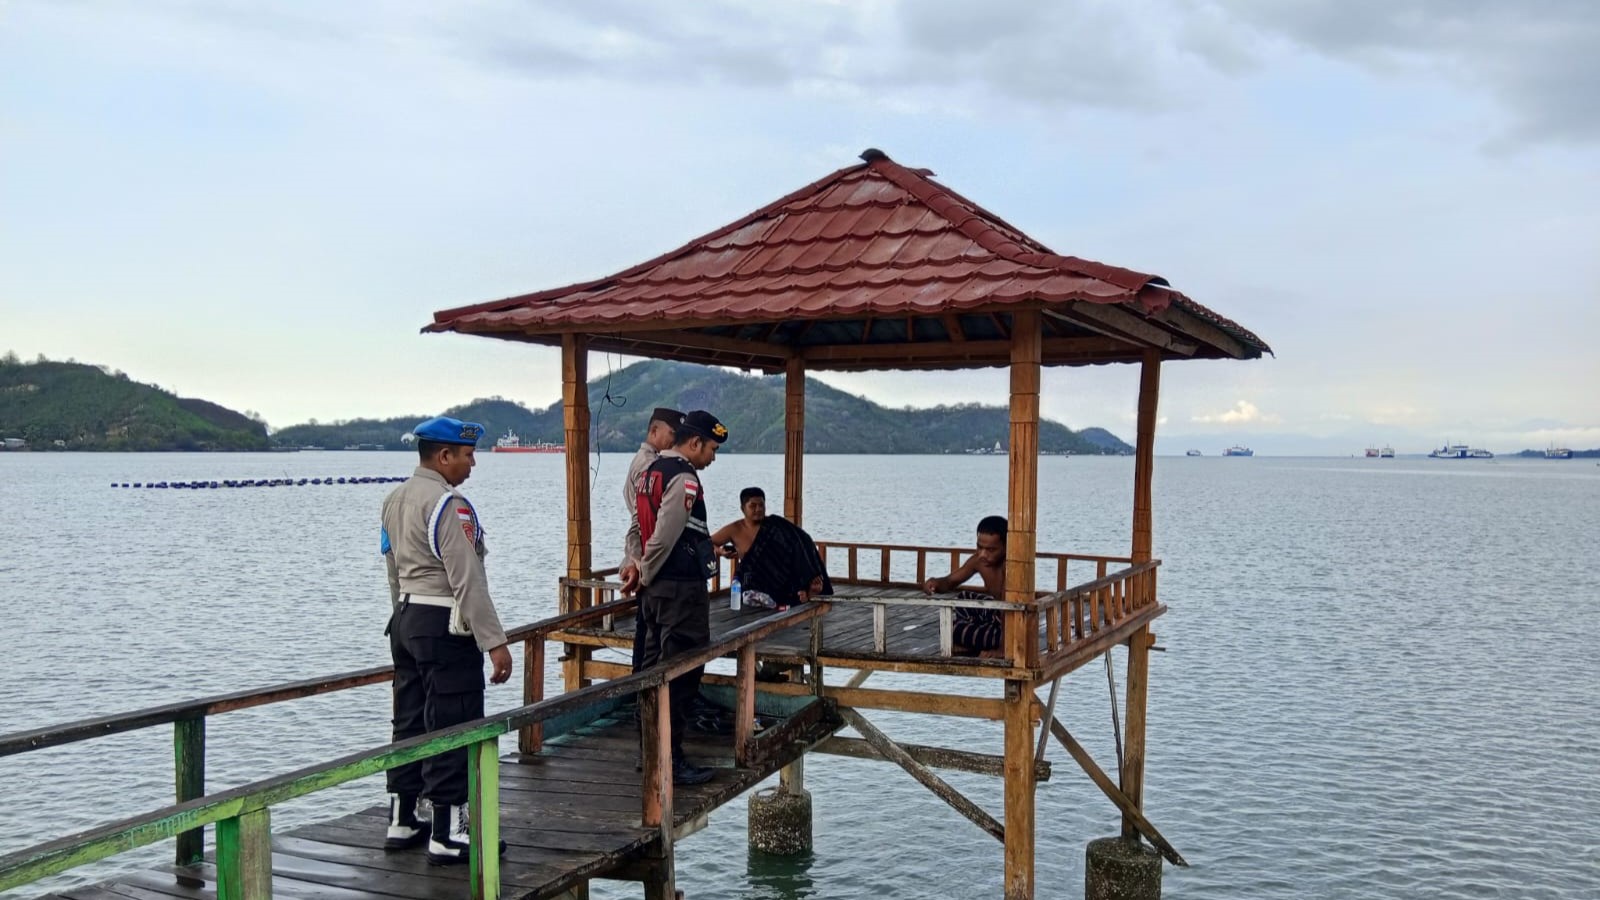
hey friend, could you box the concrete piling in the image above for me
[1085,836,1161,900]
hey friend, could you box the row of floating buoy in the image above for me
[112,476,406,489]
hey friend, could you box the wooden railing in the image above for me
[812,542,1156,666]
[815,541,1133,593]
[0,601,826,899]
[1036,560,1161,669]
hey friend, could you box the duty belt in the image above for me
[400,593,454,608]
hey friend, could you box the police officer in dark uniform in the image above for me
[633,409,727,785]
[621,407,684,671]
[381,416,512,865]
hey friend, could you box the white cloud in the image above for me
[1191,400,1280,425]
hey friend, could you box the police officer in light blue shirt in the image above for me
[380,416,511,865]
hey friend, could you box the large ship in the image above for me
[1545,445,1573,459]
[1185,449,1202,457]
[1223,445,1253,457]
[1428,442,1493,459]
[493,429,565,453]
[1366,446,1395,458]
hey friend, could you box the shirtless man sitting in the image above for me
[712,487,827,608]
[922,515,1007,657]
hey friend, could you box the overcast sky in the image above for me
[3,1,1596,454]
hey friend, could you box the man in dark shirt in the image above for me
[632,410,727,785]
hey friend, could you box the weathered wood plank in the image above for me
[813,736,1050,780]
[837,708,1003,842]
[173,718,205,867]
[1049,718,1186,866]
[214,807,269,900]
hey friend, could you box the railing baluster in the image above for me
[939,606,954,656]
[468,737,501,900]
[215,807,270,900]
[916,550,926,587]
[519,638,545,755]
[879,547,890,582]
[173,716,205,866]
[734,643,756,767]
[848,546,858,581]
[873,603,887,653]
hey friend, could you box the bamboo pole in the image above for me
[562,334,592,692]
[1003,681,1035,900]
[784,355,805,527]
[1004,309,1040,899]
[1005,308,1041,665]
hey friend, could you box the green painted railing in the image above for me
[0,601,827,900]
[0,596,638,868]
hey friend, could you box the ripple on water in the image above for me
[3,454,1599,898]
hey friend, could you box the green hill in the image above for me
[273,360,1131,455]
[0,355,269,451]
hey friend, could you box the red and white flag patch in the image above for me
[684,478,700,511]
[456,506,475,540]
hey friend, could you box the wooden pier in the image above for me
[24,712,833,900]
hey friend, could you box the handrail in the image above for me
[0,666,395,759]
[817,540,1132,563]
[0,597,640,760]
[0,600,828,896]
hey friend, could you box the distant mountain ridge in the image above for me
[272,360,1132,455]
[0,356,269,451]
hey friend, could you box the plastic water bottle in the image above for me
[730,575,743,611]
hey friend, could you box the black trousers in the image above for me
[638,578,711,762]
[630,602,646,673]
[387,603,484,806]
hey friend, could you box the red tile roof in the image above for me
[428,150,1268,368]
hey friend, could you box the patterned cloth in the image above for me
[952,589,1003,652]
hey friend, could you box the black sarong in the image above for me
[738,515,833,608]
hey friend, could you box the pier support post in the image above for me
[1003,309,1041,899]
[747,785,813,855]
[784,355,805,527]
[749,757,813,855]
[562,334,593,692]
[1085,837,1161,900]
[174,716,205,866]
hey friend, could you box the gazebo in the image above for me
[428,149,1268,899]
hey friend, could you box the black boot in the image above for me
[672,758,715,786]
[383,793,428,850]
[426,802,508,866]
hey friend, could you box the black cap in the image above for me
[680,410,728,444]
[651,407,685,427]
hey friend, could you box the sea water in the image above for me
[2,452,1597,899]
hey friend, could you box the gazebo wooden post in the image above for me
[784,355,805,527]
[1003,309,1042,900]
[1122,348,1161,839]
[562,333,593,692]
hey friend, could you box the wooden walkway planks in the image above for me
[42,711,837,900]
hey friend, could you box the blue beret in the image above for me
[413,416,484,446]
